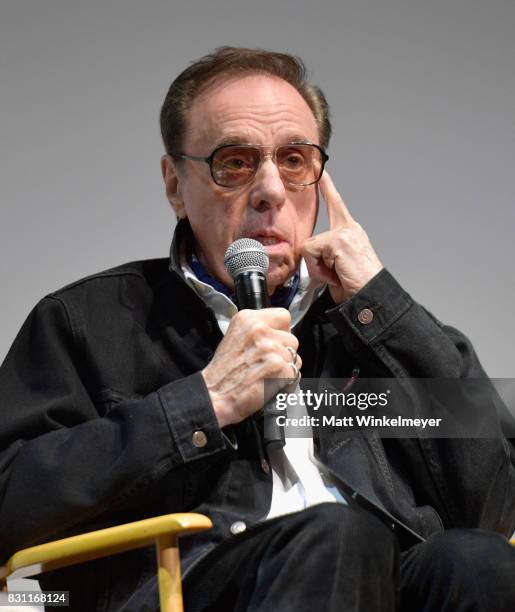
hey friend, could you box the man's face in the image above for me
[162,74,320,294]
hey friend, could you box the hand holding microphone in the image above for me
[201,239,301,429]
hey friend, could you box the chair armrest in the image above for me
[1,513,212,584]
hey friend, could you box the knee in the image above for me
[401,529,515,610]
[426,528,514,571]
[418,528,515,588]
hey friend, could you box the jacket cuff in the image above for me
[158,371,226,464]
[325,268,413,354]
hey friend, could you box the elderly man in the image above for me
[1,47,514,611]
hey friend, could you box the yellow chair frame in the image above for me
[0,513,212,612]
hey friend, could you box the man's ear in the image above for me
[161,155,187,219]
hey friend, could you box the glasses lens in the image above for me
[276,144,323,186]
[211,146,260,187]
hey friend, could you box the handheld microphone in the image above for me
[223,238,270,310]
[224,239,285,449]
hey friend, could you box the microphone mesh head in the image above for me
[224,238,269,279]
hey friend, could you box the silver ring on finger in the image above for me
[286,346,298,364]
[289,361,301,382]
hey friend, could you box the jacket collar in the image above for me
[168,218,195,278]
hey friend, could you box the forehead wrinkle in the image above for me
[208,102,316,128]
[190,108,318,151]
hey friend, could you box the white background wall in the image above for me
[1,0,514,375]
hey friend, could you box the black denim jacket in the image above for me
[1,222,514,606]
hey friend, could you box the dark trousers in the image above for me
[178,503,515,612]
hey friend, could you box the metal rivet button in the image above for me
[230,521,247,535]
[357,308,374,324]
[260,459,270,474]
[192,430,208,448]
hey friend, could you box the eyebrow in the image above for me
[212,134,313,148]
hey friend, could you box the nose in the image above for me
[248,156,287,211]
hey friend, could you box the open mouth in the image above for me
[255,237,281,246]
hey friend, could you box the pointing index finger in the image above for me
[319,171,354,228]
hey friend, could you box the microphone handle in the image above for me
[234,270,284,449]
[234,270,270,310]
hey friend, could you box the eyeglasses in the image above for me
[171,143,329,188]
